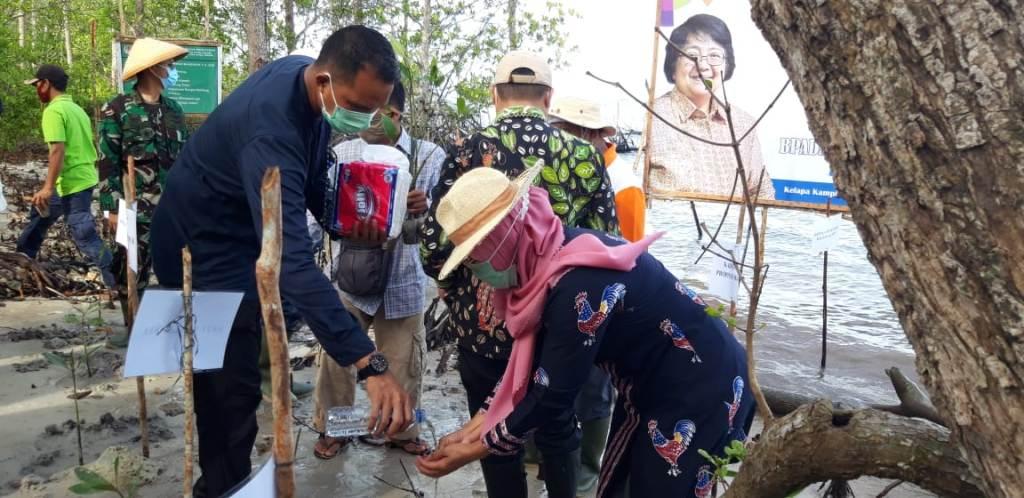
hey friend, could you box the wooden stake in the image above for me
[641,0,661,207]
[182,247,195,498]
[820,199,832,378]
[254,168,295,498]
[125,157,150,458]
[727,206,746,330]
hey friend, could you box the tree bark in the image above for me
[507,0,518,50]
[750,2,1024,496]
[284,0,296,52]
[722,401,984,498]
[245,0,268,73]
[133,0,144,37]
[255,168,295,498]
[62,0,72,65]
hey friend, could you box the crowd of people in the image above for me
[16,20,754,498]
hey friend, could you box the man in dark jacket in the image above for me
[150,26,411,496]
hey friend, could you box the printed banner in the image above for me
[646,2,843,209]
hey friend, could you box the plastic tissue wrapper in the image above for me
[332,144,411,239]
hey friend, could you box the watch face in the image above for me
[369,353,389,373]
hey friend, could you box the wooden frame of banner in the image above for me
[111,36,223,124]
[648,190,850,214]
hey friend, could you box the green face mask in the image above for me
[467,260,519,289]
[320,73,376,134]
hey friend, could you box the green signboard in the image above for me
[114,39,222,114]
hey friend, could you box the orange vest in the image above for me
[604,145,646,242]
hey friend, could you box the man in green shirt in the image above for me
[18,64,115,288]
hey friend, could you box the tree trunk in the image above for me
[62,0,72,65]
[507,0,518,50]
[117,0,126,36]
[283,0,296,53]
[17,8,25,47]
[133,0,144,37]
[245,0,268,73]
[749,2,1024,497]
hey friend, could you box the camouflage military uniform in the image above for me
[97,89,187,288]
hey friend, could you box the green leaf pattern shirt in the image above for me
[420,106,621,359]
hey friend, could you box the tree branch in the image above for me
[723,401,984,498]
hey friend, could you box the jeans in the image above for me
[16,187,115,287]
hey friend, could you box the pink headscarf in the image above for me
[475,187,663,439]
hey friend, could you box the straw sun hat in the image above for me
[122,38,188,81]
[548,96,617,138]
[437,162,544,280]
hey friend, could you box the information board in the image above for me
[113,38,222,114]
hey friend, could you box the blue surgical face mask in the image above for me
[320,73,376,134]
[467,260,519,289]
[155,65,178,89]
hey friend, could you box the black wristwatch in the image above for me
[357,351,389,382]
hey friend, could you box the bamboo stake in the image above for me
[203,0,210,39]
[118,0,127,35]
[647,189,850,214]
[641,0,661,207]
[125,156,150,458]
[182,247,195,498]
[255,168,295,498]
[820,199,832,378]
[727,207,746,331]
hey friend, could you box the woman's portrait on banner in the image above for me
[648,14,776,201]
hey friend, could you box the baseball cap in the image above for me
[24,64,68,86]
[493,51,552,87]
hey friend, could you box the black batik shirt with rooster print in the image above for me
[481,228,755,498]
[420,106,620,360]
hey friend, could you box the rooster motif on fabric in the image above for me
[694,465,714,497]
[475,282,502,332]
[648,419,696,477]
[725,376,743,431]
[675,281,706,307]
[660,319,702,363]
[574,283,626,346]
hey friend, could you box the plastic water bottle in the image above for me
[326,406,426,438]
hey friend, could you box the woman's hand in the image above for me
[415,439,489,478]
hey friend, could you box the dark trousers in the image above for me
[458,349,580,498]
[193,300,263,497]
[16,187,115,287]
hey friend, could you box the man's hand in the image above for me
[407,189,428,216]
[30,186,53,215]
[348,219,387,246]
[108,212,118,232]
[415,439,489,478]
[363,368,412,438]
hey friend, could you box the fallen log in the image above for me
[723,400,984,498]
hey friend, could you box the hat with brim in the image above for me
[122,38,189,81]
[548,96,616,138]
[437,162,544,280]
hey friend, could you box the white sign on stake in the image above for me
[810,216,844,254]
[123,290,243,377]
[114,199,138,273]
[707,243,741,302]
[226,457,275,498]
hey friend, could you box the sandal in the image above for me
[313,435,351,460]
[385,437,431,456]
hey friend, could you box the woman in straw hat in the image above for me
[97,38,189,339]
[416,163,755,497]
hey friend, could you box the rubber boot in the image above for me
[577,416,611,495]
[541,449,581,498]
[479,458,529,498]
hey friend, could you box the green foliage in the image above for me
[1,0,575,153]
[69,456,136,497]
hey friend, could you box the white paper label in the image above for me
[228,457,275,497]
[115,199,138,273]
[123,290,243,377]
[810,216,844,254]
[707,243,741,301]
